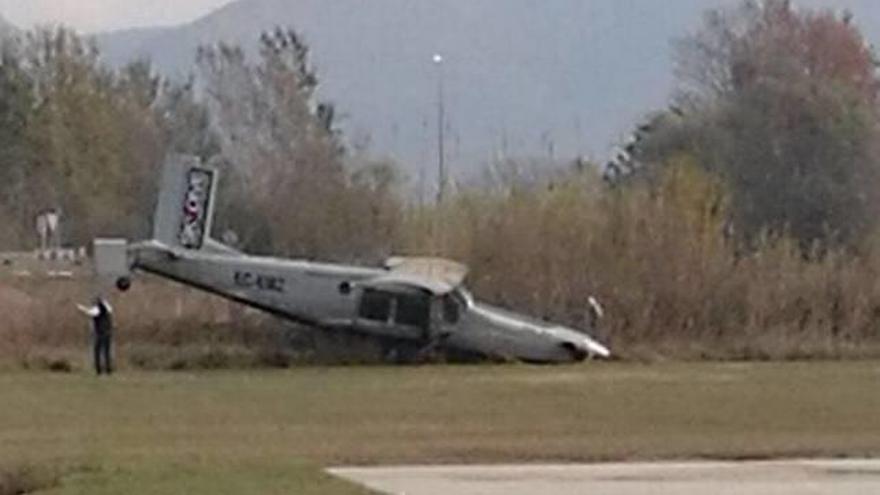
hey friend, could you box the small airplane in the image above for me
[94,156,611,364]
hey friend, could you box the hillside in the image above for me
[0,13,15,37]
[95,0,880,176]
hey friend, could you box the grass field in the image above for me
[3,361,880,493]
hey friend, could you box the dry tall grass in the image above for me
[398,159,880,360]
[0,266,393,370]
[0,269,297,370]
[4,158,880,365]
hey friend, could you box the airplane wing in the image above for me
[363,272,457,296]
[384,257,469,290]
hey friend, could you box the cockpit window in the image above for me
[395,293,430,329]
[443,294,461,324]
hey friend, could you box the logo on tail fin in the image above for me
[179,169,214,249]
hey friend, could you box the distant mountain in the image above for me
[96,0,880,178]
[0,14,16,37]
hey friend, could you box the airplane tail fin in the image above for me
[153,155,219,251]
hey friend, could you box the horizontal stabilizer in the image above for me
[94,238,129,278]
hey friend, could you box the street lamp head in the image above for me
[433,54,443,64]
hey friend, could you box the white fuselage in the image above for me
[132,244,609,363]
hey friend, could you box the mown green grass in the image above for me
[3,361,880,493]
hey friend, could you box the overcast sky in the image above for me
[0,0,234,33]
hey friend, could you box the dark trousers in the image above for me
[93,333,113,375]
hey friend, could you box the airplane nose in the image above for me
[555,328,611,361]
[583,336,611,359]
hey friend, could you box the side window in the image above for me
[359,289,393,322]
[442,295,461,324]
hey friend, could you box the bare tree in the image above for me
[197,29,398,261]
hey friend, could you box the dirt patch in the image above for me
[0,464,58,495]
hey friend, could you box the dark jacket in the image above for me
[93,301,113,336]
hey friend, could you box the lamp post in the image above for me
[433,53,446,205]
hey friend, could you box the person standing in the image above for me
[77,297,114,375]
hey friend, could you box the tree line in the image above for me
[0,26,399,262]
[627,0,880,250]
[402,0,880,358]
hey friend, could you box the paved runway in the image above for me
[330,460,880,495]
